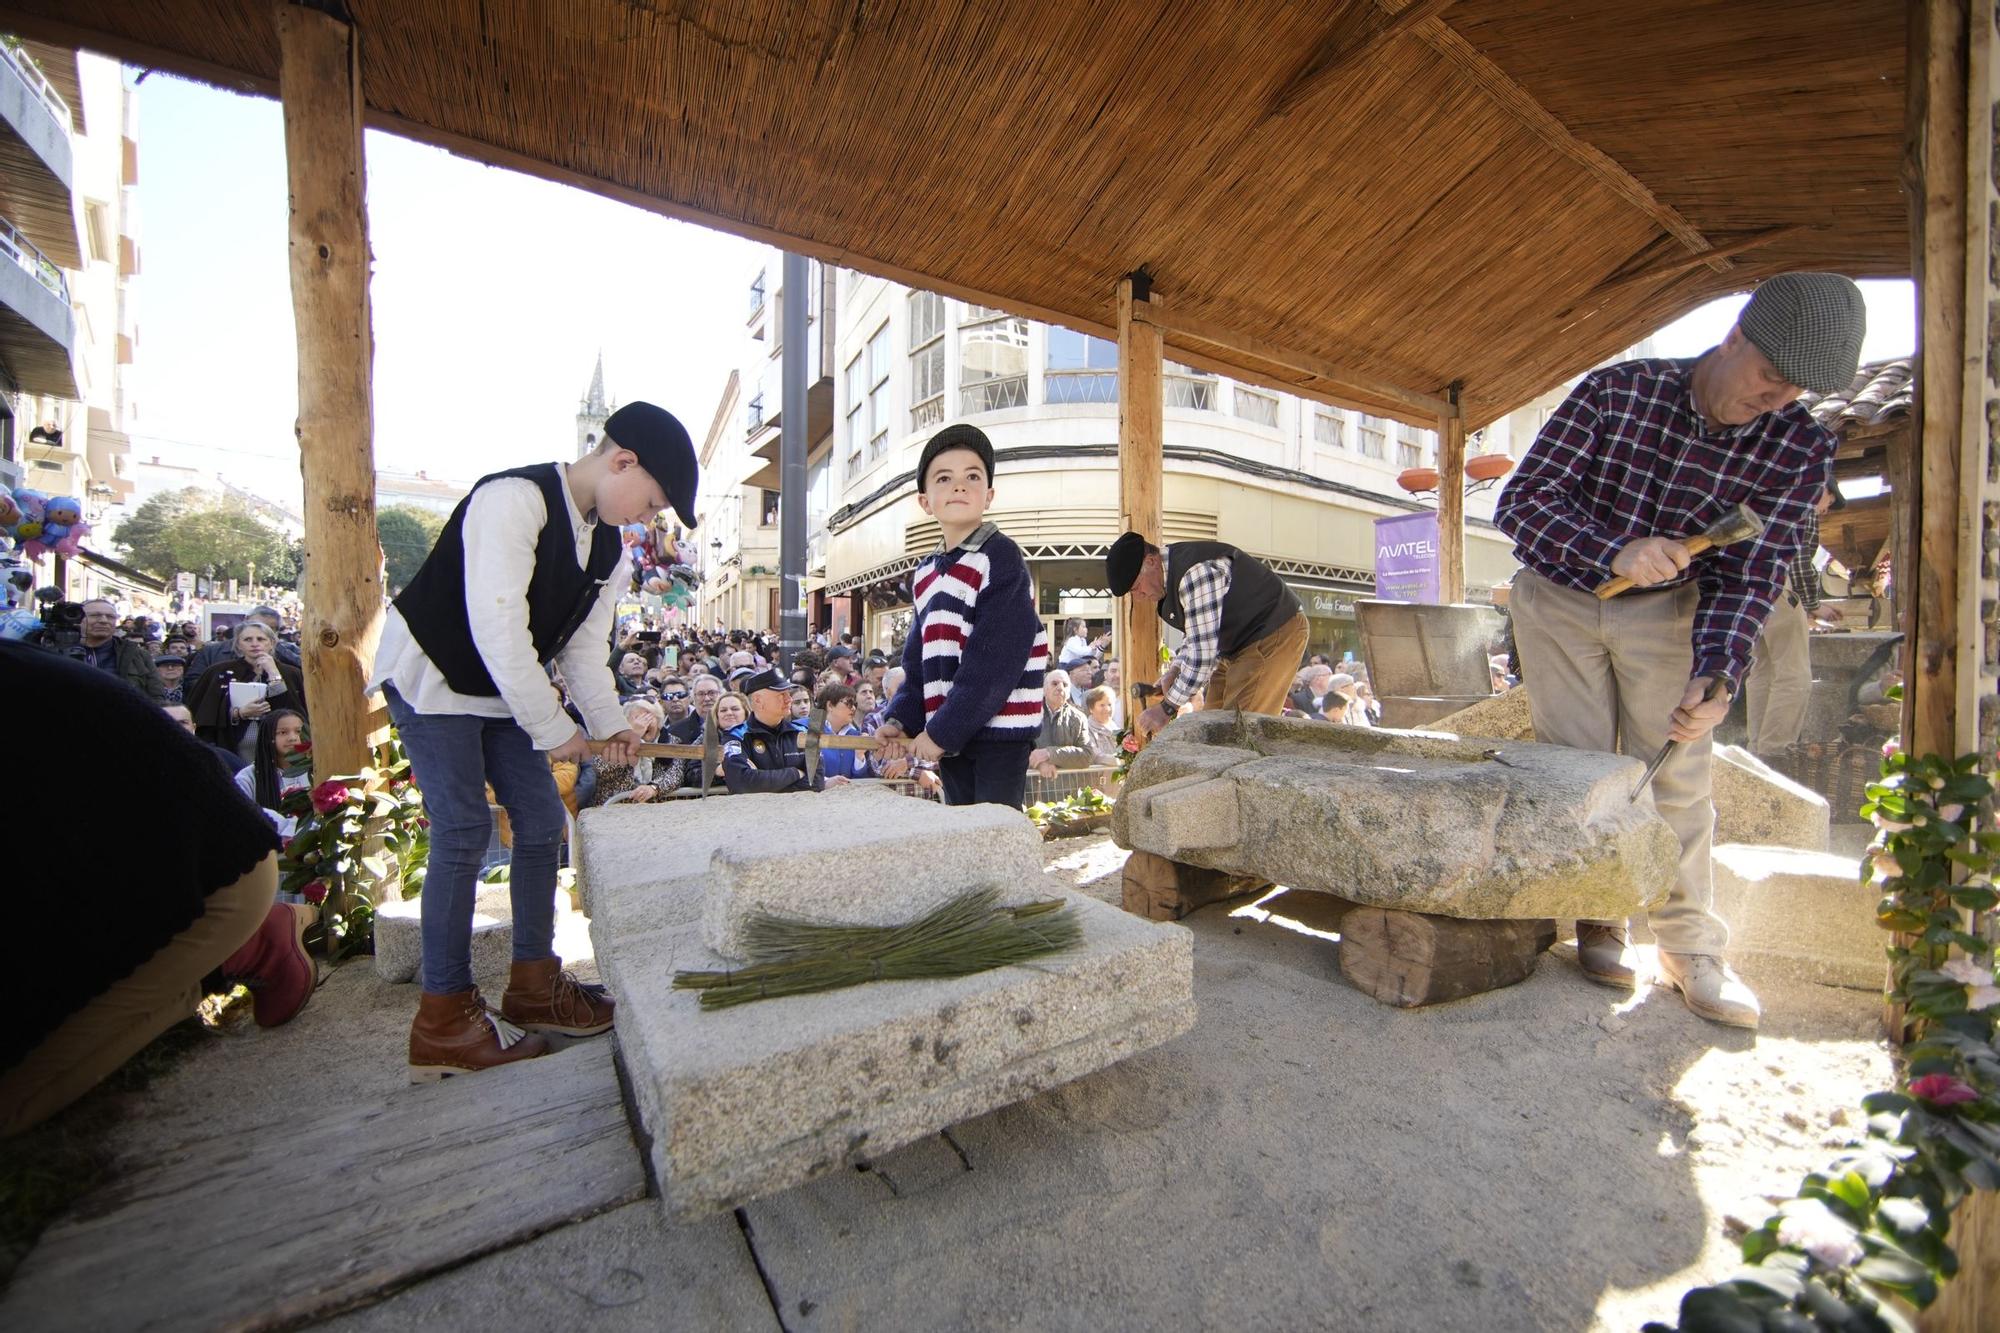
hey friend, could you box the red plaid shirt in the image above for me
[1495,357,1834,686]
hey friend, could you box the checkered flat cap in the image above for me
[1738,272,1866,394]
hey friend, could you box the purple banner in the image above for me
[1374,512,1441,604]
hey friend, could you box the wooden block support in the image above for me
[1338,908,1556,1008]
[278,1,383,784]
[1121,849,1264,922]
[1436,400,1466,605]
[1117,277,1163,679]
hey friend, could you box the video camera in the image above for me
[29,593,87,658]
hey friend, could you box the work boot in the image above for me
[1657,952,1761,1029]
[1575,921,1637,990]
[408,988,549,1083]
[220,902,318,1027]
[501,956,616,1037]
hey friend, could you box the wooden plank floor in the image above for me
[1,1041,645,1333]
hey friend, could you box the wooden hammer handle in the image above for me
[1594,534,1717,600]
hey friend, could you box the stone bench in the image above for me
[374,883,514,984]
[1710,844,1880,989]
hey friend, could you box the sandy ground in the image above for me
[34,831,1891,1332]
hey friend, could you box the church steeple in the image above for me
[576,351,613,459]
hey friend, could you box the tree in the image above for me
[114,488,289,585]
[376,504,447,593]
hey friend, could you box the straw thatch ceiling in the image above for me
[2,0,1909,428]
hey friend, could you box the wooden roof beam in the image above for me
[1416,19,1731,273]
[1132,299,1454,425]
[1267,0,1459,118]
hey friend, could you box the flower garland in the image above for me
[1647,742,2000,1332]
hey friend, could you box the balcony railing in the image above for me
[1,40,72,136]
[0,214,68,303]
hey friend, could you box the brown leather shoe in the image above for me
[501,956,616,1037]
[408,987,550,1083]
[1575,921,1637,990]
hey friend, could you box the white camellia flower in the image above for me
[1871,812,1914,832]
[1940,803,1967,822]
[1942,958,1993,987]
[1971,985,2000,1011]
[1777,1200,1865,1269]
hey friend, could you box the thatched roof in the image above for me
[1,0,1909,428]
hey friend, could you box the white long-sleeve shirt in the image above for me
[367,464,630,750]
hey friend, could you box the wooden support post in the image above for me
[1117,275,1163,678]
[1436,387,1466,604]
[277,1,382,784]
[1338,908,1556,1008]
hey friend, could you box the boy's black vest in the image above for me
[1158,541,1301,660]
[394,464,622,698]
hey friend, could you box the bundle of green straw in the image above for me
[674,887,1079,1009]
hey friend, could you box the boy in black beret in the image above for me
[873,424,1048,807]
[372,401,699,1080]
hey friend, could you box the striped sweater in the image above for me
[884,522,1048,753]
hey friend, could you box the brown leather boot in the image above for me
[408,988,550,1083]
[501,956,616,1037]
[220,903,318,1027]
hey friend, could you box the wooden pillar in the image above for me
[1435,387,1466,604]
[277,1,383,783]
[1117,275,1163,678]
[1910,1,2000,1326]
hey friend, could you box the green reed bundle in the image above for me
[673,888,1079,1009]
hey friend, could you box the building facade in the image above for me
[820,271,1523,663]
[375,468,469,517]
[0,41,141,603]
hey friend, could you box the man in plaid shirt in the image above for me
[1495,272,1864,1029]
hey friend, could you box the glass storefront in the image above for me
[1290,584,1368,667]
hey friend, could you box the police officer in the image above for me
[723,668,846,794]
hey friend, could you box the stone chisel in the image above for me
[1594,503,1765,600]
[1628,677,1727,803]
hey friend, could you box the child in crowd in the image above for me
[371,401,698,1081]
[235,708,313,843]
[873,424,1047,808]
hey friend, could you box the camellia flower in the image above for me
[310,779,353,814]
[1908,1073,1980,1107]
[1776,1200,1865,1269]
[302,880,328,905]
[1871,811,1914,833]
[1883,739,1902,759]
[1971,985,2000,1011]
[295,739,312,754]
[1870,850,1904,880]
[1942,958,1994,987]
[1121,734,1139,754]
[1940,803,1966,823]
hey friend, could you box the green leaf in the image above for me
[1863,1092,1915,1115]
[1827,1170,1873,1215]
[1676,1286,1766,1333]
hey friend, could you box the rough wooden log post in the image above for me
[1338,909,1556,1008]
[1117,274,1163,678]
[1121,852,1263,922]
[277,0,383,786]
[1436,387,1466,604]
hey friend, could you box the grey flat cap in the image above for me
[1738,272,1866,394]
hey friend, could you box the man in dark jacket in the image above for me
[68,598,165,699]
[723,668,836,794]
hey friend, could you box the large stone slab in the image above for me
[374,883,514,984]
[575,787,1197,1219]
[1712,745,1831,851]
[1711,844,1880,988]
[1113,711,1678,921]
[705,796,1045,959]
[1426,685,1535,742]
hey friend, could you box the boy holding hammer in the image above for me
[1495,273,1863,1028]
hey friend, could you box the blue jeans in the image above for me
[383,685,563,993]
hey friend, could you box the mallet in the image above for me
[1594,503,1765,600]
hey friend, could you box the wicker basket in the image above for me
[1773,739,1882,822]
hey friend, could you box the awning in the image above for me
[73,545,167,593]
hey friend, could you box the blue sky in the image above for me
[128,73,1917,509]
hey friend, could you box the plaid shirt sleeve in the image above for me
[1493,375,1633,576]
[1788,511,1821,610]
[1163,558,1232,707]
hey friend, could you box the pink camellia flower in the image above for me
[1121,734,1140,754]
[1942,958,1994,987]
[301,880,328,905]
[1940,803,1967,823]
[310,779,353,815]
[1909,1073,1980,1107]
[1883,739,1902,759]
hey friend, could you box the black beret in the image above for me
[916,423,995,491]
[1107,530,1150,597]
[604,401,700,528]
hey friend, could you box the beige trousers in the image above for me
[0,853,278,1137]
[1207,612,1310,716]
[1508,571,1728,956]
[1745,591,1812,755]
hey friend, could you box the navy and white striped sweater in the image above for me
[884,522,1047,753]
